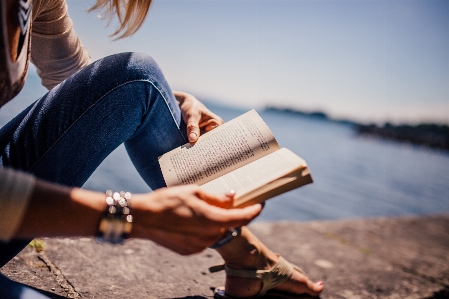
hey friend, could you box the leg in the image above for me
[1,53,323,297]
[0,274,50,299]
[215,227,324,297]
[0,52,187,265]
[1,52,186,188]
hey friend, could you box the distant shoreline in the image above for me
[264,106,449,151]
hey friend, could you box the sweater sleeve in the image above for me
[30,0,91,89]
[0,168,36,241]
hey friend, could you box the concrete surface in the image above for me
[1,215,448,299]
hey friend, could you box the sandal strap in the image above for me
[209,255,297,297]
[209,264,226,273]
[256,256,294,296]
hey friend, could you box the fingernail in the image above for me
[189,132,197,141]
[317,281,324,286]
[225,190,235,198]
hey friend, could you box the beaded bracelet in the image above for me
[96,190,133,244]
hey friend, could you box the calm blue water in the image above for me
[2,73,449,222]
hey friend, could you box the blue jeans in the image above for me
[0,52,188,270]
[0,274,51,299]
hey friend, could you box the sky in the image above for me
[58,0,449,125]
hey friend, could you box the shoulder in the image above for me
[32,0,68,22]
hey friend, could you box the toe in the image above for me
[278,268,324,297]
[306,280,324,296]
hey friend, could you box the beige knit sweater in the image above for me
[31,0,90,88]
[0,0,90,241]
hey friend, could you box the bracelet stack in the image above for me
[96,190,133,244]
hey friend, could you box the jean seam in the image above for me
[28,79,186,173]
[141,79,187,143]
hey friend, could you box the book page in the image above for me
[232,167,312,208]
[159,110,280,186]
[200,148,308,200]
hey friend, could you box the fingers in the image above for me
[199,117,224,132]
[224,189,236,199]
[198,119,220,128]
[177,92,223,142]
[218,204,263,227]
[212,114,225,125]
[201,202,263,228]
[196,188,234,208]
[133,185,262,253]
[188,114,223,142]
[194,186,261,226]
[187,113,201,143]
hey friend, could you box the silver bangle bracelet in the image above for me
[96,190,133,244]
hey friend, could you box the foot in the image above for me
[215,227,324,298]
[223,255,324,298]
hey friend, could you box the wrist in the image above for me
[126,192,156,238]
[96,190,133,244]
[70,188,108,236]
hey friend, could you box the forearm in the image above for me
[31,0,90,89]
[12,180,261,256]
[15,180,107,239]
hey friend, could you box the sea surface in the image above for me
[1,73,449,222]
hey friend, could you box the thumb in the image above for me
[187,114,201,143]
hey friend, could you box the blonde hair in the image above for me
[89,0,153,39]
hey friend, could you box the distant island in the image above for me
[356,123,449,151]
[265,106,329,119]
[264,106,449,151]
[264,106,358,126]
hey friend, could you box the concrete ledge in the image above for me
[1,215,448,298]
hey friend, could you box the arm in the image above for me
[14,179,262,255]
[31,0,90,89]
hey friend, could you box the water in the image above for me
[197,103,449,222]
[2,73,449,222]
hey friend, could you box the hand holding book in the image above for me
[159,110,312,208]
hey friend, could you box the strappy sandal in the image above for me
[209,255,319,298]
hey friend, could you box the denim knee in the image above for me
[90,52,177,113]
[103,52,167,89]
[0,51,181,181]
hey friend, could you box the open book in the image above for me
[158,110,313,208]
